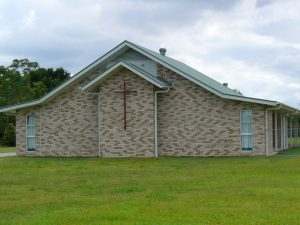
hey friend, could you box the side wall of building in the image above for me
[16,76,99,156]
[157,65,266,156]
[99,68,155,157]
[15,63,270,157]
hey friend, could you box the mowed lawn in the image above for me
[0,147,15,153]
[1,150,300,225]
[277,147,300,155]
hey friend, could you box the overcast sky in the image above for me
[1,0,300,108]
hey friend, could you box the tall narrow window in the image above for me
[241,110,252,151]
[26,115,36,152]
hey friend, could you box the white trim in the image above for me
[127,43,279,106]
[26,115,36,153]
[265,108,268,156]
[240,109,253,151]
[275,111,278,152]
[154,88,170,158]
[1,41,289,114]
[82,61,169,92]
[25,115,27,152]
[0,42,130,113]
[281,112,284,150]
[97,91,101,157]
[285,115,288,149]
[282,113,286,149]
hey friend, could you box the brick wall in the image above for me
[15,63,270,157]
[99,68,155,157]
[16,76,99,156]
[157,65,266,156]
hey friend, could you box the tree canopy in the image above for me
[0,59,70,146]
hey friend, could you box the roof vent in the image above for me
[223,83,228,87]
[159,48,167,56]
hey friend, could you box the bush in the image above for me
[2,123,16,146]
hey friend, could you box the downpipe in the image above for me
[154,88,170,158]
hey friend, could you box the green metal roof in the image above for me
[127,41,243,97]
[82,60,171,92]
[0,40,298,113]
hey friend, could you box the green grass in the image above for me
[277,147,300,155]
[1,152,300,225]
[288,137,300,145]
[0,147,16,153]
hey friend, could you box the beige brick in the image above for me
[157,65,267,156]
[99,68,154,157]
[15,64,272,157]
[16,74,99,156]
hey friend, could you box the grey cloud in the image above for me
[0,0,300,107]
[103,0,239,34]
[255,0,276,8]
[255,20,300,43]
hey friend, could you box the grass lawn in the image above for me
[277,147,300,156]
[1,151,300,225]
[288,137,300,146]
[0,147,16,153]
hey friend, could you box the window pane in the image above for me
[241,112,247,122]
[241,122,251,134]
[26,116,36,152]
[27,126,35,137]
[27,137,36,151]
[241,110,252,123]
[241,110,252,150]
[241,135,252,150]
[27,116,35,126]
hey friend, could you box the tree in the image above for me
[31,81,48,99]
[9,59,39,74]
[0,59,71,146]
[28,67,70,95]
[2,123,15,146]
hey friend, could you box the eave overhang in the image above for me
[0,40,298,113]
[82,61,171,93]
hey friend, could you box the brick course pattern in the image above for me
[16,76,99,156]
[99,68,155,157]
[157,65,267,156]
[15,63,275,157]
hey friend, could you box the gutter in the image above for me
[97,91,101,157]
[276,102,298,112]
[154,87,170,158]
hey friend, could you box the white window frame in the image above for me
[240,110,253,151]
[26,115,36,152]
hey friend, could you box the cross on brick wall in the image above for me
[114,82,137,130]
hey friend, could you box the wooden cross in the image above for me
[114,82,137,130]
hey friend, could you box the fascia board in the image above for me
[125,43,227,98]
[0,42,131,113]
[82,61,169,92]
[125,43,279,106]
[224,95,277,106]
[0,41,292,112]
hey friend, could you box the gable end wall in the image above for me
[15,74,99,156]
[99,68,155,157]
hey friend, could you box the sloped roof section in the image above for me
[82,60,171,92]
[128,41,242,97]
[126,41,286,107]
[0,40,298,113]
